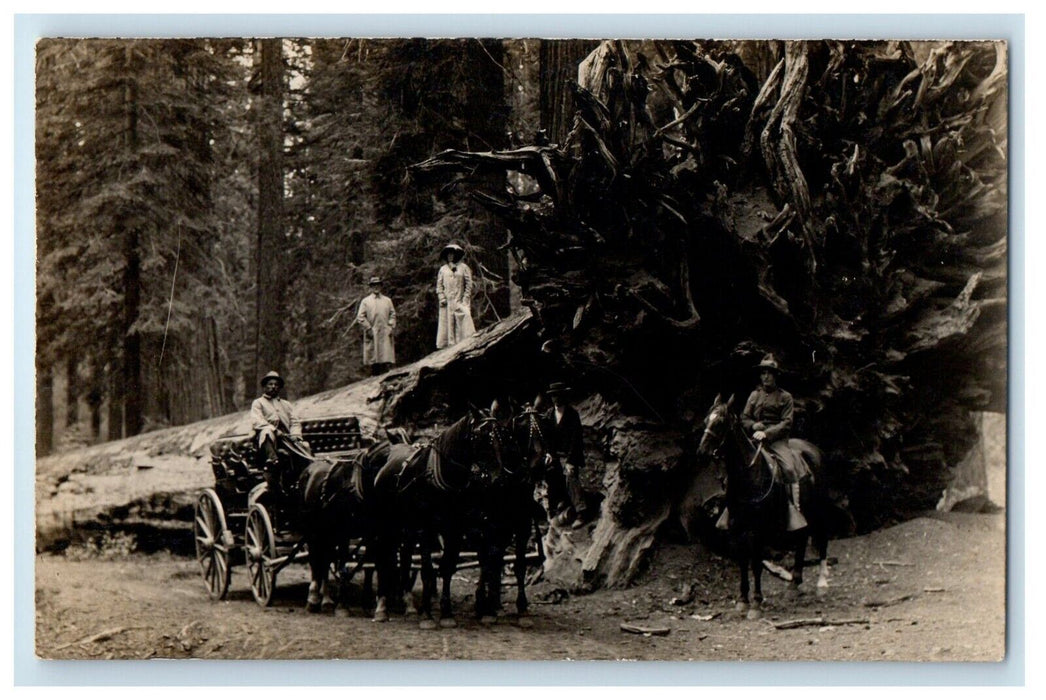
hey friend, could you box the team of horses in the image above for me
[277,402,554,628]
[275,394,831,627]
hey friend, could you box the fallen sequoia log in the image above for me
[36,311,540,550]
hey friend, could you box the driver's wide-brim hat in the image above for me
[546,381,572,395]
[440,241,466,261]
[756,354,782,373]
[368,275,381,285]
[260,371,285,387]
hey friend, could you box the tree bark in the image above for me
[36,364,53,457]
[255,38,286,380]
[540,40,598,145]
[121,43,143,436]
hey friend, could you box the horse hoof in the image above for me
[306,602,321,614]
[816,583,828,598]
[735,601,749,613]
[746,608,762,621]
[516,616,534,629]
[439,617,457,629]
[321,600,336,613]
[335,607,350,618]
[419,618,438,631]
[372,610,389,623]
[480,615,497,626]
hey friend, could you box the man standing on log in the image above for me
[251,371,305,503]
[356,275,397,376]
[435,241,476,349]
[543,382,590,529]
[741,354,809,530]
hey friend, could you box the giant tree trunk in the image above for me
[255,38,286,379]
[36,364,53,457]
[121,43,143,436]
[540,40,598,145]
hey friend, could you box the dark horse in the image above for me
[470,401,549,626]
[258,436,380,614]
[368,408,516,628]
[294,442,385,614]
[696,394,830,619]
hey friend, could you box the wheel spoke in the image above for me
[195,515,212,539]
[215,551,227,583]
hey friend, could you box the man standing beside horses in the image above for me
[741,355,810,530]
[251,371,306,503]
[543,382,590,529]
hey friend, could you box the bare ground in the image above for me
[34,510,1005,661]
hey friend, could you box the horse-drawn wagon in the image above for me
[193,416,374,606]
[193,409,547,621]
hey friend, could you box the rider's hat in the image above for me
[260,370,285,388]
[546,381,572,396]
[368,275,382,285]
[440,241,466,262]
[756,354,782,374]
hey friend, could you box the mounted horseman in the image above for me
[697,353,830,617]
[738,354,809,531]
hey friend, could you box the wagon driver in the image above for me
[251,371,306,502]
[741,354,810,530]
[356,275,397,376]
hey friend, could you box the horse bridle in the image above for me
[702,406,776,504]
[700,406,728,460]
[442,412,513,487]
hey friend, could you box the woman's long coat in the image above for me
[435,262,476,349]
[356,293,396,364]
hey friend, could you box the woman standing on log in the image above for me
[435,241,476,349]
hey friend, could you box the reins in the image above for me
[704,407,776,505]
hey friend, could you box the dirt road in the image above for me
[35,511,1005,662]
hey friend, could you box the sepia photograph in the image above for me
[31,32,1009,666]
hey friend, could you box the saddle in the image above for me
[758,440,813,484]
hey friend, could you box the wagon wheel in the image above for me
[245,504,278,607]
[193,488,232,600]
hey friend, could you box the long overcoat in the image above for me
[435,262,476,349]
[356,293,397,365]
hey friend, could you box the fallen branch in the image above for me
[874,560,914,567]
[762,560,792,581]
[54,626,129,651]
[620,622,671,636]
[772,617,869,630]
[863,593,918,608]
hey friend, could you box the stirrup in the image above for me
[786,502,807,531]
[715,507,730,531]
